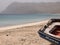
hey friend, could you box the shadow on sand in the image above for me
[50,43,57,45]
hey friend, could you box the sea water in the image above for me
[0,14,60,27]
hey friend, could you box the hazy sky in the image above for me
[0,0,60,13]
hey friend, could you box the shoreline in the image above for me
[0,20,51,45]
[0,20,48,31]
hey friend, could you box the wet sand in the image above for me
[0,21,53,45]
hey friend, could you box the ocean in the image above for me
[0,14,60,27]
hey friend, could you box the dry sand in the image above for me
[0,20,55,45]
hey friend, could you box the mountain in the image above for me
[1,2,60,14]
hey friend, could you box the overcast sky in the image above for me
[0,0,60,13]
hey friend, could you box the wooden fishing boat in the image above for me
[38,19,60,45]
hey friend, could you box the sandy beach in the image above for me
[0,20,53,45]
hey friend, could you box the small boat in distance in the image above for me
[38,19,60,45]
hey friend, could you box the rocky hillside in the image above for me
[1,2,60,14]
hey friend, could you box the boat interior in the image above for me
[50,25,60,37]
